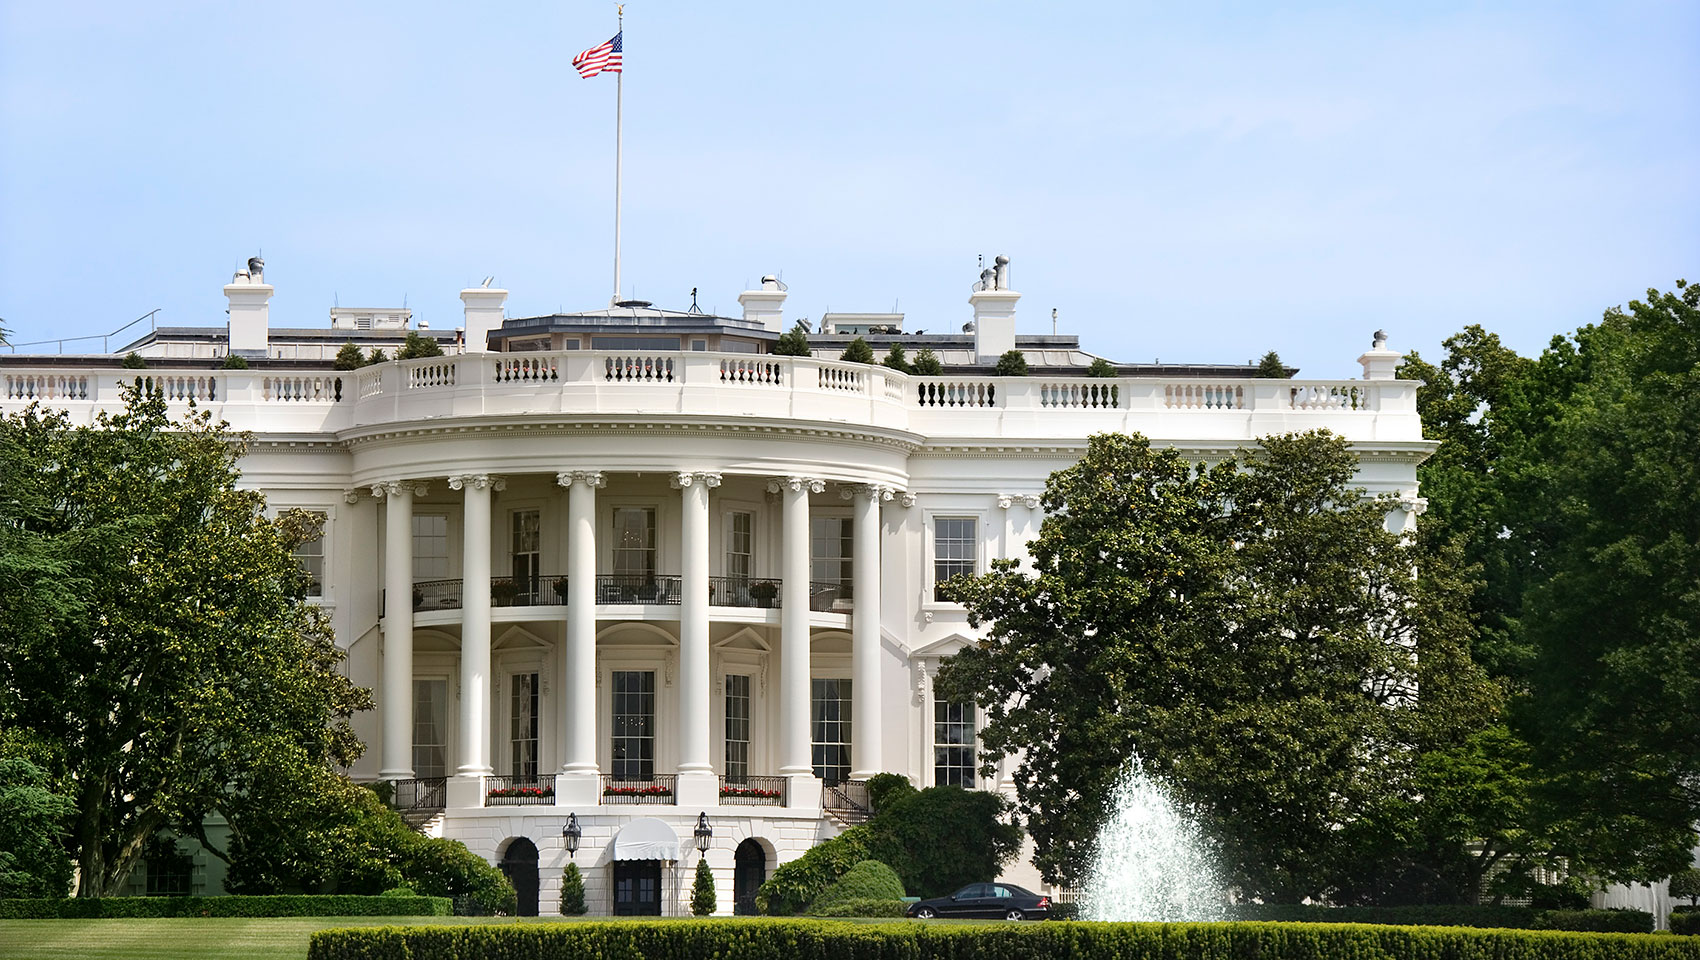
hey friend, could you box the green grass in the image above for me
[0,915,966,960]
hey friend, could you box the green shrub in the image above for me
[840,337,875,364]
[813,898,907,917]
[1050,901,1081,920]
[1671,869,1700,907]
[691,858,716,916]
[379,887,416,897]
[1228,903,1653,932]
[809,860,905,914]
[309,919,1700,960]
[395,331,444,360]
[864,785,1022,899]
[367,348,388,365]
[1085,357,1117,377]
[1673,907,1700,935]
[333,342,365,371]
[994,349,1028,376]
[882,343,910,374]
[121,352,148,369]
[864,772,916,813]
[559,862,586,915]
[0,895,450,919]
[1257,350,1289,378]
[0,757,73,898]
[773,321,812,357]
[221,353,249,369]
[757,825,871,915]
[1532,909,1655,933]
[912,348,943,376]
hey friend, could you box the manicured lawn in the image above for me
[0,915,959,960]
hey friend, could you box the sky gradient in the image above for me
[2,2,1696,377]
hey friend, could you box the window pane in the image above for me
[612,508,656,580]
[934,700,977,787]
[726,511,752,580]
[293,511,326,598]
[511,510,541,601]
[811,678,852,785]
[724,674,751,783]
[811,516,853,586]
[510,672,539,779]
[413,678,448,777]
[412,515,450,580]
[612,670,656,780]
[933,517,977,601]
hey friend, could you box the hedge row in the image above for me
[308,919,1700,960]
[811,898,908,918]
[1229,903,1656,933]
[1674,909,1700,936]
[0,895,452,919]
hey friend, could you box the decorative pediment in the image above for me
[714,626,771,653]
[597,622,678,649]
[414,628,461,653]
[911,631,977,659]
[493,625,551,651]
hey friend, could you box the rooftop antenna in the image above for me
[688,287,702,315]
[1052,307,1058,336]
[482,276,495,288]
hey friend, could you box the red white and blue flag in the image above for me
[573,32,622,78]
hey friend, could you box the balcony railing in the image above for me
[395,575,857,614]
[594,574,682,604]
[397,575,570,611]
[389,776,447,812]
[485,774,556,805]
[822,778,871,814]
[600,773,677,805]
[718,775,788,806]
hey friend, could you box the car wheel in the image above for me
[916,907,936,919]
[1004,908,1025,921]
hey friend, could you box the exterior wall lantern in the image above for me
[562,812,582,859]
[693,812,713,859]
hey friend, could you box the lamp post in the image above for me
[562,812,581,860]
[693,812,712,862]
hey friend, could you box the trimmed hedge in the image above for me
[813,898,908,918]
[0,895,451,919]
[1674,908,1700,936]
[1229,903,1655,933]
[308,919,1700,960]
[808,861,905,914]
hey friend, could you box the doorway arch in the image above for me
[733,838,768,915]
[498,837,540,916]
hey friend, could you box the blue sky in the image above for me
[2,2,1695,377]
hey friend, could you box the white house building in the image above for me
[0,256,1433,916]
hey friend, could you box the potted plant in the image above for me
[491,579,519,606]
[750,580,779,607]
[551,578,570,603]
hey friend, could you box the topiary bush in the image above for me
[864,772,916,813]
[912,348,943,375]
[1673,907,1700,935]
[840,337,876,364]
[773,321,812,357]
[994,349,1028,376]
[221,353,249,369]
[309,919,1700,960]
[882,343,910,373]
[756,825,870,915]
[559,862,586,915]
[808,860,904,914]
[691,858,716,916]
[1085,357,1117,378]
[1227,903,1654,932]
[813,897,908,917]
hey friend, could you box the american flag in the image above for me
[572,32,622,78]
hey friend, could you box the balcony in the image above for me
[718,775,788,807]
[485,774,556,806]
[600,773,677,805]
[394,577,850,613]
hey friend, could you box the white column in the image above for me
[451,474,498,778]
[378,480,421,780]
[673,471,720,805]
[772,476,822,782]
[848,484,888,779]
[556,471,605,805]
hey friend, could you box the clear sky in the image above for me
[2,2,1695,377]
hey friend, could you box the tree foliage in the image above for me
[121,352,147,369]
[994,350,1028,376]
[840,337,875,364]
[332,342,365,371]
[367,348,388,365]
[1086,357,1117,378]
[559,861,587,915]
[772,321,812,357]
[882,343,911,374]
[937,431,1478,900]
[0,388,370,896]
[0,758,73,897]
[395,331,444,360]
[691,857,716,916]
[912,348,943,376]
[1256,351,1289,378]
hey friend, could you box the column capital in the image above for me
[670,471,723,490]
[372,480,428,499]
[839,483,896,502]
[768,476,825,495]
[1020,494,1041,510]
[997,494,1014,510]
[555,470,607,489]
[1394,495,1429,516]
[448,473,505,492]
[342,488,364,504]
[898,491,919,508]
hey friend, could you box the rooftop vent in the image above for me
[614,299,653,309]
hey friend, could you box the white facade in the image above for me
[0,263,1431,916]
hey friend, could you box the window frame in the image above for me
[924,511,983,607]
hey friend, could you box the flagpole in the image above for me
[612,5,624,305]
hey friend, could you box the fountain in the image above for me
[1080,759,1226,921]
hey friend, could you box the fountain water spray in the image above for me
[1081,759,1225,921]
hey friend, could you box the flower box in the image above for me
[486,786,555,799]
[718,786,783,800]
[602,785,674,797]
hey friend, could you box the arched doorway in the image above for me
[733,838,767,915]
[498,838,540,916]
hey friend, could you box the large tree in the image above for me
[0,388,369,895]
[937,431,1478,900]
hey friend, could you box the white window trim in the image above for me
[718,500,761,580]
[921,508,986,613]
[274,504,334,607]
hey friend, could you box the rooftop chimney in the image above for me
[460,282,509,353]
[1358,329,1401,380]
[971,254,1019,362]
[224,256,273,355]
[738,275,788,332]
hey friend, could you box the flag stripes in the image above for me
[573,32,622,78]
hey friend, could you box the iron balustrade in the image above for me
[599,773,678,805]
[484,774,557,805]
[389,777,447,812]
[718,775,788,806]
[822,778,871,813]
[593,574,682,605]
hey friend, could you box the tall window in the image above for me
[934,701,977,788]
[144,836,193,897]
[725,511,753,580]
[811,516,853,594]
[293,510,325,598]
[412,515,449,579]
[611,670,655,780]
[510,672,539,780]
[932,517,977,601]
[811,678,852,785]
[413,678,448,778]
[612,507,656,580]
[510,510,541,602]
[725,674,751,783]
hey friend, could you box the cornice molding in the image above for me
[338,416,926,455]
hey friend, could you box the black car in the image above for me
[906,882,1051,920]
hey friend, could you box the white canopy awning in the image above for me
[612,817,681,862]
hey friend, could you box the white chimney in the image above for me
[460,283,508,353]
[971,254,1019,362]
[738,275,788,332]
[1358,329,1401,380]
[224,257,273,355]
